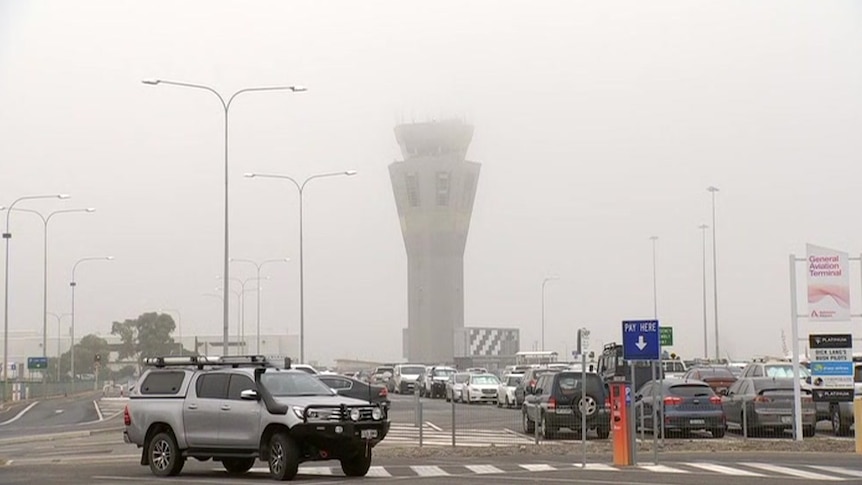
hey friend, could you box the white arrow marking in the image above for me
[636,335,648,351]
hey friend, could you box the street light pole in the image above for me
[70,256,113,388]
[48,312,71,382]
[244,171,357,363]
[2,193,69,400]
[143,78,305,356]
[541,276,558,352]
[231,258,289,353]
[649,236,658,319]
[707,186,720,360]
[698,224,709,360]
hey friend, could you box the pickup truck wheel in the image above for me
[148,431,185,477]
[268,433,299,481]
[832,406,851,436]
[223,458,256,475]
[340,449,373,477]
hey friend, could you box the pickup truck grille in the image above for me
[305,406,377,423]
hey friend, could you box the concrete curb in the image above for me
[0,425,123,445]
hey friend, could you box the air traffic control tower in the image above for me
[389,120,481,363]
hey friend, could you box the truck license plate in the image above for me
[555,408,573,414]
[361,429,378,439]
[689,419,705,425]
[781,416,792,424]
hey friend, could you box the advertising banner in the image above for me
[806,244,850,321]
[809,333,853,402]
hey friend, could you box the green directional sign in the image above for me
[28,356,48,370]
[660,327,673,347]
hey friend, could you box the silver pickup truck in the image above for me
[123,355,389,480]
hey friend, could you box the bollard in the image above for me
[855,397,862,454]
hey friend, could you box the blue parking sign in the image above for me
[622,320,660,361]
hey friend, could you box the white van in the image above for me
[393,364,426,394]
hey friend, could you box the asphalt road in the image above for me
[0,392,123,438]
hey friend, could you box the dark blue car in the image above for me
[634,378,726,438]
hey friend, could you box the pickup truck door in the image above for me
[219,374,261,448]
[184,373,228,447]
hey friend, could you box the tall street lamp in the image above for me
[215,286,242,351]
[541,276,559,351]
[14,207,95,360]
[48,312,71,382]
[70,256,113,387]
[698,224,709,359]
[143,78,306,356]
[2,193,69,400]
[231,258,289,353]
[217,275,266,353]
[649,236,659,319]
[159,309,182,356]
[245,171,357,362]
[707,186,720,360]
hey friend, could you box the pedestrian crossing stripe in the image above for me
[233,462,862,480]
[381,422,533,447]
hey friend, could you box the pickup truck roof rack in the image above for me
[143,355,284,369]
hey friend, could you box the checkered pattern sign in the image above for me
[468,328,519,357]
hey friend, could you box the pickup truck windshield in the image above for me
[261,372,335,397]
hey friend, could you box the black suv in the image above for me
[522,371,610,439]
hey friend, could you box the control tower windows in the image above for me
[406,173,421,207]
[436,171,450,206]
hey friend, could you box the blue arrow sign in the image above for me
[622,319,660,361]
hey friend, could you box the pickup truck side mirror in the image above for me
[240,389,260,401]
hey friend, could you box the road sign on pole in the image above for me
[27,357,48,370]
[622,320,660,361]
[660,327,673,346]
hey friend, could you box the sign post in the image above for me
[622,320,660,463]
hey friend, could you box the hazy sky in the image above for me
[1,1,861,365]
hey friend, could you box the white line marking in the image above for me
[465,464,504,474]
[0,401,39,426]
[411,465,449,476]
[424,421,442,431]
[93,401,104,422]
[743,463,844,481]
[573,463,618,472]
[808,465,862,478]
[520,464,556,472]
[366,466,392,477]
[640,464,689,474]
[686,463,764,477]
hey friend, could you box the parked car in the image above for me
[514,368,560,407]
[635,378,725,438]
[392,364,426,394]
[661,360,688,379]
[462,374,501,404]
[445,372,471,402]
[683,366,737,395]
[420,365,456,398]
[522,371,610,439]
[370,366,394,388]
[722,377,816,437]
[317,374,390,410]
[829,360,862,436]
[466,367,488,374]
[739,360,827,421]
[497,374,523,408]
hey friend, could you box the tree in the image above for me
[57,333,110,380]
[111,312,181,369]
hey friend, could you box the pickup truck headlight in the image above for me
[292,406,305,420]
[349,408,361,421]
[372,407,383,420]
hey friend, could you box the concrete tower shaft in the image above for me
[389,120,480,363]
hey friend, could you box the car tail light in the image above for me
[548,396,557,411]
[123,405,131,426]
[604,397,611,409]
[754,395,772,403]
[663,396,682,406]
[709,396,722,405]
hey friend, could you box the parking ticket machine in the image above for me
[610,381,632,466]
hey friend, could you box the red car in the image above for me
[683,366,737,395]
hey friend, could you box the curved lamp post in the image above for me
[143,78,305,356]
[2,193,69,400]
[244,171,356,363]
[541,276,559,352]
[70,256,113,386]
[231,258,289,353]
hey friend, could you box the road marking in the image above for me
[743,463,844,481]
[573,463,618,472]
[411,465,448,476]
[425,421,442,431]
[54,410,63,414]
[0,401,39,426]
[93,401,104,422]
[686,463,764,477]
[300,466,333,475]
[520,464,556,472]
[640,464,688,474]
[366,466,392,477]
[808,465,862,478]
[465,464,504,474]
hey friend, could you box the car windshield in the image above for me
[455,374,469,383]
[506,375,522,386]
[697,367,734,378]
[669,384,713,397]
[471,375,499,385]
[260,372,335,397]
[401,366,425,375]
[765,365,810,378]
[434,368,455,377]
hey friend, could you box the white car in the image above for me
[496,373,522,408]
[393,364,426,394]
[446,372,470,402]
[463,374,501,404]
